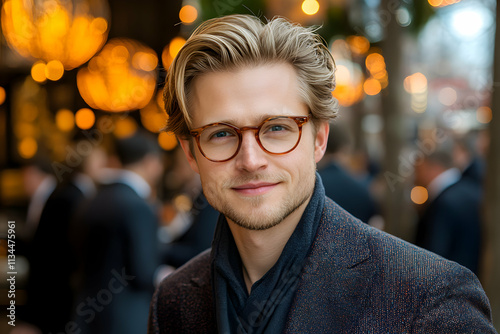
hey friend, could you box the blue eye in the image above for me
[214,131,231,138]
[270,125,285,132]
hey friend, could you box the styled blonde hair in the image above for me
[164,14,338,138]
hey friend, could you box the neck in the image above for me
[227,198,310,293]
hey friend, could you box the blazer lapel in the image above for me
[285,199,375,333]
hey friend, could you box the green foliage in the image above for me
[200,0,267,21]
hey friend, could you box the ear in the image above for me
[314,121,329,163]
[178,138,200,174]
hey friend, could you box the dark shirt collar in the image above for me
[211,173,325,334]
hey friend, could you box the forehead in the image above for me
[188,63,307,127]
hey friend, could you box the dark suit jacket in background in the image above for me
[415,177,482,274]
[162,192,219,268]
[23,181,86,333]
[75,182,160,334]
[319,162,377,223]
[148,198,495,333]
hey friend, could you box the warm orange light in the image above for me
[0,86,6,106]
[31,61,47,83]
[332,63,364,107]
[161,46,174,69]
[302,0,320,15]
[158,131,178,151]
[75,108,95,130]
[365,53,386,76]
[18,137,38,159]
[404,72,427,94]
[363,78,382,96]
[140,92,169,133]
[20,102,39,122]
[332,83,364,107]
[428,0,460,7]
[347,36,370,55]
[1,0,110,70]
[113,117,138,138]
[77,38,158,112]
[411,186,428,205]
[132,52,158,71]
[45,60,64,81]
[428,0,443,6]
[55,109,75,132]
[179,5,198,24]
[169,37,186,59]
[476,106,492,124]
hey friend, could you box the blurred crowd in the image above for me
[5,119,489,333]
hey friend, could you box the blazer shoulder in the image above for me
[148,249,215,334]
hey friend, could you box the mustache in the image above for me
[222,173,288,188]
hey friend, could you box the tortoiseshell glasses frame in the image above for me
[189,115,311,162]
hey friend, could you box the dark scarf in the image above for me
[211,173,325,334]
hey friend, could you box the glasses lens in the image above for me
[199,124,239,161]
[259,117,301,154]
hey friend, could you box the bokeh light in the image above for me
[18,137,38,159]
[332,61,364,107]
[302,0,320,15]
[476,106,492,124]
[365,53,386,76]
[438,87,457,106]
[75,108,95,130]
[158,131,178,151]
[363,78,382,96]
[404,72,427,94]
[428,0,461,8]
[179,5,198,24]
[55,109,75,132]
[45,60,65,81]
[31,61,47,83]
[140,91,169,133]
[0,86,6,105]
[347,36,370,55]
[1,0,110,70]
[169,37,187,59]
[411,186,429,205]
[113,117,138,138]
[162,37,186,70]
[77,38,158,112]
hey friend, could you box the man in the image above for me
[22,137,107,333]
[415,143,482,275]
[318,121,378,223]
[75,130,163,334]
[148,15,495,333]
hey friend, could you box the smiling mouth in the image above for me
[232,182,278,196]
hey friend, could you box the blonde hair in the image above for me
[164,14,338,138]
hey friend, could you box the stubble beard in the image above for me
[203,170,316,231]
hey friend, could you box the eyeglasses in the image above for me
[189,115,311,162]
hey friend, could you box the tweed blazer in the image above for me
[148,198,496,333]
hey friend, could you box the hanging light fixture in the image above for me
[1,0,110,72]
[77,38,158,112]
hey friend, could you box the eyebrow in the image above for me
[206,111,299,127]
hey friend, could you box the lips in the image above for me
[232,182,278,196]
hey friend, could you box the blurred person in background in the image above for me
[148,14,494,333]
[318,121,378,223]
[159,147,219,271]
[73,130,163,334]
[21,156,56,239]
[19,132,109,334]
[414,139,482,274]
[453,130,487,185]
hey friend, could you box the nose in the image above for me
[234,130,268,172]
